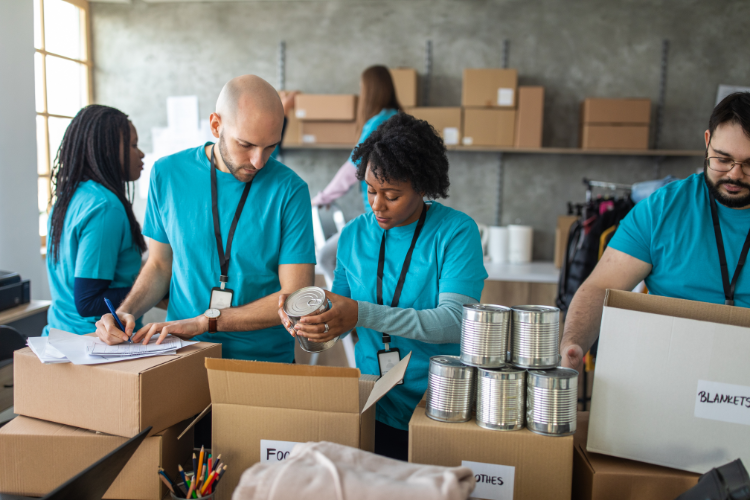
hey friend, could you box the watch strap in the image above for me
[208,316,217,333]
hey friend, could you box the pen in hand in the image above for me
[103,297,131,343]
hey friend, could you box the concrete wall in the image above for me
[0,0,48,299]
[91,0,750,260]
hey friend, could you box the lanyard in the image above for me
[708,187,750,306]
[376,203,428,345]
[210,145,252,288]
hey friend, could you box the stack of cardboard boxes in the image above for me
[294,94,358,145]
[580,98,651,150]
[0,341,221,499]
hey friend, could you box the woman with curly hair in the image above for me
[279,112,488,460]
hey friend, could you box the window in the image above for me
[34,0,92,245]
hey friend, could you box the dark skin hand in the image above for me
[277,290,358,343]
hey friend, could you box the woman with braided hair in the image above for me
[279,112,488,460]
[43,104,146,336]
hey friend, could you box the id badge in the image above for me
[209,287,234,310]
[377,347,403,384]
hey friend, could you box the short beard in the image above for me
[705,165,750,208]
[218,133,255,182]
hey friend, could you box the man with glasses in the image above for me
[561,92,750,373]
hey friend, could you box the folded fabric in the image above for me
[232,441,476,500]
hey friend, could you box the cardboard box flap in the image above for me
[206,358,361,413]
[361,352,411,413]
[604,290,750,328]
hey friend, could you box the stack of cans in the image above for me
[526,368,578,436]
[510,305,561,369]
[283,287,337,353]
[476,366,525,431]
[426,356,475,423]
[460,304,511,368]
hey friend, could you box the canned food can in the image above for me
[460,304,511,368]
[510,305,561,369]
[283,286,337,353]
[476,366,525,431]
[426,355,475,423]
[526,367,578,436]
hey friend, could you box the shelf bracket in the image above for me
[278,40,286,91]
[653,39,669,151]
[502,39,510,69]
[495,153,504,226]
[423,40,433,106]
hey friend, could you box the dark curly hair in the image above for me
[351,112,450,199]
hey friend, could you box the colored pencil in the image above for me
[197,446,205,482]
[207,455,212,476]
[158,472,175,494]
[192,452,198,479]
[186,476,197,499]
[214,465,227,488]
[200,471,216,495]
[178,465,189,495]
[212,454,221,472]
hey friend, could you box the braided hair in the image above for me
[49,104,147,262]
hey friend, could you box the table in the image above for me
[481,261,559,307]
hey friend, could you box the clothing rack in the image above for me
[583,178,632,202]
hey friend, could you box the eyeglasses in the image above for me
[705,156,750,176]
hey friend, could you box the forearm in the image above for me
[560,280,608,354]
[356,293,477,344]
[118,259,171,318]
[311,161,358,206]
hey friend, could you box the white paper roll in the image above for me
[488,226,509,263]
[508,225,533,264]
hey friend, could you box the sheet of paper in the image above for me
[47,329,179,365]
[88,336,182,356]
[27,337,69,364]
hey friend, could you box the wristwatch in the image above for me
[204,308,221,333]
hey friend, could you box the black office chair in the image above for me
[0,325,26,362]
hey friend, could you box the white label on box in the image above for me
[462,460,515,500]
[462,137,474,146]
[497,88,514,106]
[694,380,750,426]
[443,127,459,145]
[302,134,316,144]
[261,440,301,463]
[295,109,306,118]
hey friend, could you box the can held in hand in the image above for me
[460,304,511,368]
[526,367,578,436]
[511,305,561,369]
[426,355,475,423]
[476,366,525,431]
[283,286,337,353]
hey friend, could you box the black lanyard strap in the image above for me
[210,145,252,285]
[708,187,750,306]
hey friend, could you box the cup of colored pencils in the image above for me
[158,445,228,499]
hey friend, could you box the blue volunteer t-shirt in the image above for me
[349,108,399,213]
[44,180,142,336]
[609,172,750,307]
[332,201,488,430]
[143,143,316,361]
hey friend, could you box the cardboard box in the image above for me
[462,68,518,108]
[555,215,579,269]
[406,107,462,145]
[13,342,221,438]
[208,355,409,500]
[300,121,358,145]
[409,401,574,500]
[463,108,516,147]
[0,360,12,413]
[0,415,193,499]
[580,124,649,150]
[294,94,357,121]
[588,290,750,473]
[282,108,302,145]
[581,98,651,124]
[515,86,545,148]
[573,412,699,500]
[390,67,418,108]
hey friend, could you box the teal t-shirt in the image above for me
[332,202,488,430]
[349,108,399,213]
[142,143,316,361]
[44,180,142,336]
[609,172,750,307]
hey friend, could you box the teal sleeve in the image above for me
[608,199,653,264]
[331,255,352,298]
[278,183,317,265]
[356,292,476,344]
[142,162,169,244]
[73,203,127,280]
[438,219,488,300]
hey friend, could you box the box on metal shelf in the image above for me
[462,68,518,108]
[572,412,700,500]
[294,94,358,121]
[390,67,418,108]
[282,107,302,145]
[463,108,516,147]
[588,290,750,474]
[581,98,651,125]
[0,415,193,500]
[300,121,358,145]
[406,107,462,145]
[515,86,545,148]
[13,341,221,438]
[208,354,410,500]
[409,400,574,500]
[580,124,649,150]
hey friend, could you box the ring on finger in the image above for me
[324,323,330,333]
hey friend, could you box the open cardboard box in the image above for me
[588,290,750,474]
[207,353,411,500]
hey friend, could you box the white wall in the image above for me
[0,0,48,300]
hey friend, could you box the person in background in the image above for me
[560,92,750,373]
[44,105,146,335]
[280,113,488,461]
[311,65,402,285]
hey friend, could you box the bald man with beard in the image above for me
[95,75,316,363]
